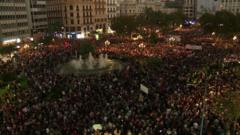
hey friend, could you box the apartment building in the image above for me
[29,0,48,34]
[220,0,240,14]
[46,0,63,25]
[120,0,139,16]
[107,0,119,20]
[0,0,31,45]
[62,0,108,37]
[196,0,220,18]
[119,0,177,16]
[195,0,240,18]
[183,0,197,18]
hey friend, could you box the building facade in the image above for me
[196,0,220,18]
[155,1,177,13]
[119,0,177,16]
[107,0,119,20]
[94,0,108,31]
[220,0,240,14]
[61,0,108,37]
[183,0,197,18]
[0,0,31,45]
[29,0,48,34]
[195,0,240,18]
[120,0,140,16]
[46,0,63,25]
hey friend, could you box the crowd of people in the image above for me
[98,42,192,58]
[0,34,240,135]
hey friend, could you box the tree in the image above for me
[112,9,185,34]
[136,13,147,27]
[169,11,185,26]
[47,21,63,35]
[199,11,239,35]
[111,16,137,34]
[143,8,164,26]
[41,36,53,45]
[236,13,240,32]
[79,42,96,55]
[199,13,215,33]
[215,11,236,34]
[141,8,184,32]
[0,45,16,55]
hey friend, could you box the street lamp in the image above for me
[61,26,65,38]
[233,36,237,41]
[211,32,217,46]
[179,24,183,28]
[233,36,238,48]
[212,32,216,36]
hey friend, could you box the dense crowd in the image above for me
[98,42,192,58]
[0,38,240,135]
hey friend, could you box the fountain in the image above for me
[57,53,123,75]
[105,54,108,59]
[78,55,84,68]
[86,52,95,69]
[69,55,83,70]
[98,54,107,68]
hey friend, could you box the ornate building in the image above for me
[60,0,107,37]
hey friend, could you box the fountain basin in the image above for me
[56,53,124,76]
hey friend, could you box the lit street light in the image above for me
[233,36,238,41]
[61,26,65,38]
[212,32,216,36]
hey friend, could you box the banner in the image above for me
[185,45,202,50]
[140,84,149,94]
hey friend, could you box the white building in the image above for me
[120,0,141,16]
[196,0,221,18]
[220,0,240,14]
[196,0,240,18]
[107,0,119,20]
[119,0,176,16]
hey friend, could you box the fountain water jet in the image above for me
[98,54,106,68]
[57,52,123,75]
[86,52,95,69]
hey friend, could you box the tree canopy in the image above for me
[199,11,240,35]
[47,21,63,35]
[111,8,185,34]
[111,16,137,34]
[79,42,96,55]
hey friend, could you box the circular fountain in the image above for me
[57,53,123,75]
